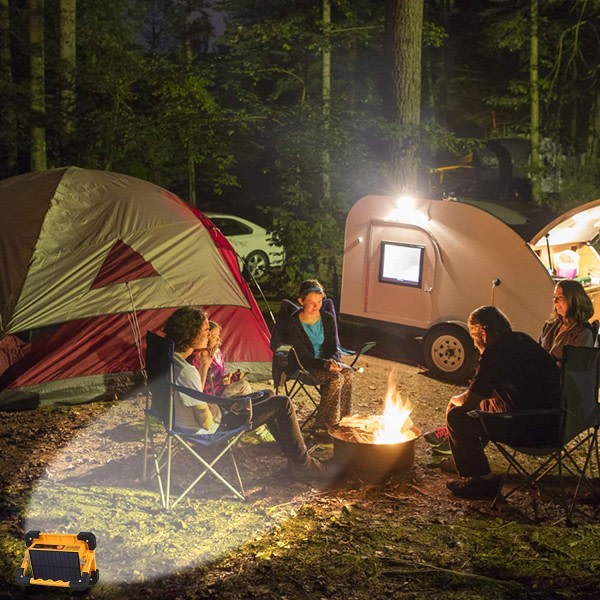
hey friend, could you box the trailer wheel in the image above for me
[423,325,477,383]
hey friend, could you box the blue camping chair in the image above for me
[142,331,270,510]
[471,345,600,521]
[270,299,376,428]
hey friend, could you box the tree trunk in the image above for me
[322,0,331,203]
[29,0,47,171]
[530,0,541,204]
[585,89,600,172]
[188,153,197,207]
[59,0,76,159]
[383,0,424,194]
[0,0,16,176]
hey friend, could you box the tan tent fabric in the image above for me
[2,168,249,335]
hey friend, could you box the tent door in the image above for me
[364,223,437,329]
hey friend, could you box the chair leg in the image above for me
[285,381,317,430]
[169,433,246,509]
[166,435,173,511]
[142,416,150,482]
[230,449,245,499]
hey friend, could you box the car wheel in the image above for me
[245,250,269,279]
[423,324,478,383]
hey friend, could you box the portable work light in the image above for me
[15,530,99,590]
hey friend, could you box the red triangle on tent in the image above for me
[91,240,159,289]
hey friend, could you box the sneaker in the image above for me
[446,475,502,500]
[431,438,452,455]
[424,426,451,454]
[424,425,448,445]
[289,456,329,482]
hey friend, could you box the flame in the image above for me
[373,372,413,445]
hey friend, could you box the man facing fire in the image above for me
[443,305,561,500]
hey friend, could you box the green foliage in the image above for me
[423,21,448,48]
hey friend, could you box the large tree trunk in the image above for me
[322,0,331,203]
[0,0,16,177]
[383,0,424,194]
[59,0,76,159]
[530,0,541,204]
[29,0,47,171]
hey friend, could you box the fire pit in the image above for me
[328,373,421,483]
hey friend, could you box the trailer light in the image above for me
[395,195,417,210]
[388,196,429,225]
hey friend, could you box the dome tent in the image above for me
[0,167,272,409]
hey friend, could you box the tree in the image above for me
[29,0,46,170]
[383,0,424,194]
[0,0,16,176]
[321,0,331,203]
[59,0,76,161]
[529,0,541,204]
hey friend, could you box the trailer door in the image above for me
[365,223,438,329]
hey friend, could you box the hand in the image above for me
[196,348,213,366]
[450,392,468,407]
[324,359,343,372]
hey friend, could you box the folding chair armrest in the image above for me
[468,408,563,448]
[172,383,230,407]
[346,340,377,368]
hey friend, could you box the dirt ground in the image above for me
[1,352,600,599]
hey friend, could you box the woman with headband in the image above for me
[284,279,354,433]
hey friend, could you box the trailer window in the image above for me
[379,242,424,288]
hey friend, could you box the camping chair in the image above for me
[143,331,267,510]
[471,345,600,521]
[270,299,376,429]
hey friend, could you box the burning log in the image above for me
[328,371,421,483]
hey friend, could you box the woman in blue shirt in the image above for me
[284,279,354,431]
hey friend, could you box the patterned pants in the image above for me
[305,364,354,429]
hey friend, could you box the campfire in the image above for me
[329,371,421,482]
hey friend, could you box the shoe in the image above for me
[425,425,451,455]
[424,425,448,446]
[289,456,329,482]
[431,438,451,455]
[439,457,457,474]
[446,475,502,500]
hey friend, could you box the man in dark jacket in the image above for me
[444,305,561,500]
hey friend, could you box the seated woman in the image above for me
[283,279,354,431]
[539,279,595,363]
[203,320,253,398]
[163,307,326,480]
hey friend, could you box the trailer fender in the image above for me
[422,322,478,383]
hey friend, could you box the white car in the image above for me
[204,213,285,279]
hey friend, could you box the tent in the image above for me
[0,167,272,409]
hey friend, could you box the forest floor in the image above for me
[1,350,600,600]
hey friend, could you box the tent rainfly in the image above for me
[0,167,272,409]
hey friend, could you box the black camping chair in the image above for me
[270,299,375,429]
[143,331,270,510]
[471,345,600,521]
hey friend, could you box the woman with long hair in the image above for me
[539,279,595,363]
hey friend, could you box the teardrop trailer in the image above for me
[339,195,600,382]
